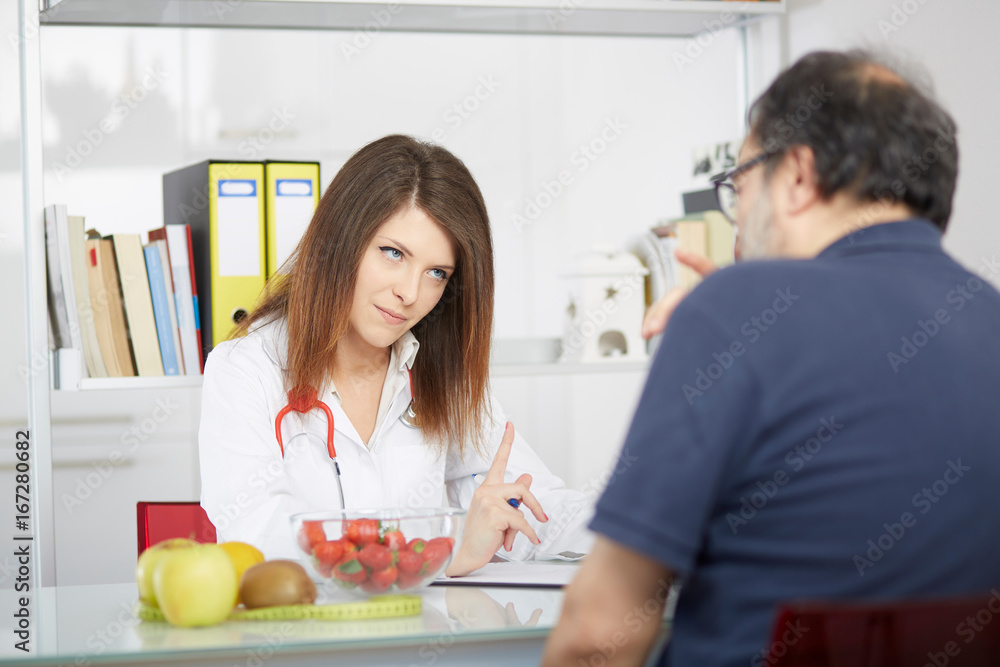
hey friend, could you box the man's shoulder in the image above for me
[699,258,813,287]
[683,259,824,313]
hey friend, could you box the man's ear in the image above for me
[770,145,821,217]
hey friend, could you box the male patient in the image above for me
[543,50,1000,666]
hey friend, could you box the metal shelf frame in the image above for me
[20,0,57,594]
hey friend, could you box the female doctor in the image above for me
[199,135,593,576]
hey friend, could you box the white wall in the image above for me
[36,27,745,338]
[776,0,1000,284]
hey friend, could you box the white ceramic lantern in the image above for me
[560,247,649,363]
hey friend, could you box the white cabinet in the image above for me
[492,367,647,493]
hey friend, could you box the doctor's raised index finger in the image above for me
[484,422,515,484]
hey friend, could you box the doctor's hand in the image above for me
[445,587,544,630]
[641,248,717,339]
[445,422,548,577]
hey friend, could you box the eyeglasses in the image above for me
[711,151,771,224]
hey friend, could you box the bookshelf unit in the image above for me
[20,0,785,587]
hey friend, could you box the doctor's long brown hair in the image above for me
[235,135,494,455]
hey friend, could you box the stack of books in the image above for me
[45,204,204,382]
[46,158,322,387]
[631,209,735,304]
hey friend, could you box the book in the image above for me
[673,219,708,289]
[144,243,180,376]
[111,233,163,377]
[631,231,674,306]
[67,215,107,378]
[702,210,735,268]
[181,225,205,373]
[84,237,123,377]
[94,238,137,376]
[149,225,201,375]
[43,205,76,351]
[155,240,185,374]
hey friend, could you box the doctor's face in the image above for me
[347,206,457,350]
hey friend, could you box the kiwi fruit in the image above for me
[239,560,317,609]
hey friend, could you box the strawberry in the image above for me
[383,529,406,552]
[406,538,427,554]
[297,521,326,555]
[315,559,333,578]
[314,540,346,567]
[397,549,425,574]
[427,537,455,550]
[397,570,425,590]
[358,543,393,571]
[337,540,359,564]
[422,540,453,572]
[333,555,367,584]
[345,519,381,546]
[367,565,398,593]
[359,578,382,595]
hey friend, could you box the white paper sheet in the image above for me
[273,179,315,269]
[216,180,261,277]
[432,561,581,588]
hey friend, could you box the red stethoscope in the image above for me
[274,368,416,507]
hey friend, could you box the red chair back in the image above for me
[137,501,217,556]
[765,592,1000,667]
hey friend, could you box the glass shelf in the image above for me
[54,363,649,390]
[42,0,784,38]
[75,375,205,390]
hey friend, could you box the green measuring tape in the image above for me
[136,595,422,623]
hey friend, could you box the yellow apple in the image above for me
[153,543,238,627]
[135,538,196,608]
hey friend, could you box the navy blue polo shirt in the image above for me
[591,220,1000,667]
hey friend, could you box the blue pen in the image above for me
[472,474,521,509]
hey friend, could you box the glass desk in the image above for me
[0,582,564,666]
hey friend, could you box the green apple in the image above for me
[135,538,196,608]
[153,543,238,628]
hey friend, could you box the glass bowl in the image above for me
[290,508,465,597]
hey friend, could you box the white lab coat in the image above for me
[198,318,594,563]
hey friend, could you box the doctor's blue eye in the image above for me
[380,246,403,261]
